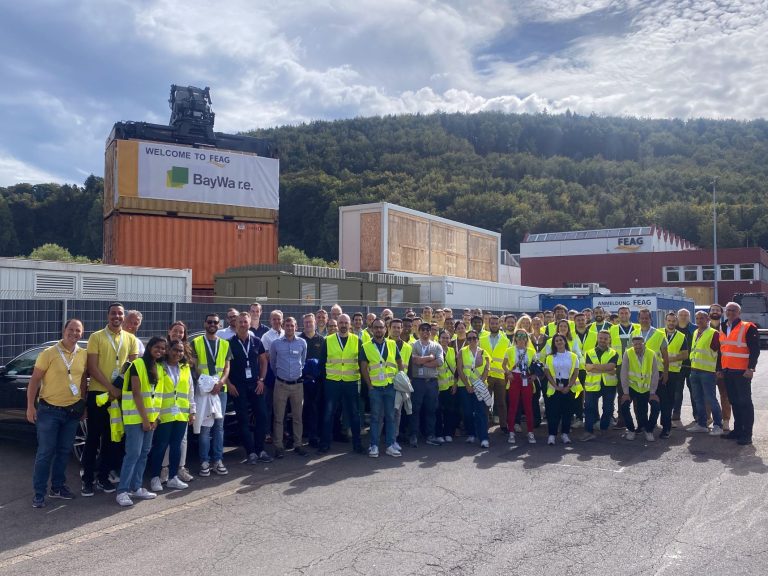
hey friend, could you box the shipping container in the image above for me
[103,213,277,290]
[410,275,550,312]
[0,257,191,302]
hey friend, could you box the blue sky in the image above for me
[1,0,766,186]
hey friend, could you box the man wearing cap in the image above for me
[408,322,444,447]
[619,335,660,442]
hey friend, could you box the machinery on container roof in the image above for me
[108,84,273,156]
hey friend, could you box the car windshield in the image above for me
[5,348,43,377]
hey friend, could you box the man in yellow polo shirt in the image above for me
[83,302,139,497]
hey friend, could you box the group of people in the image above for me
[27,300,759,509]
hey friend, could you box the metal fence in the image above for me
[0,296,422,364]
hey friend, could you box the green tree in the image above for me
[278,245,336,268]
[28,243,95,263]
[0,196,19,256]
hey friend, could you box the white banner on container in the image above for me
[593,295,658,312]
[136,141,279,209]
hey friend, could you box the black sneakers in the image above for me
[81,481,95,497]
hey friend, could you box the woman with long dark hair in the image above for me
[456,330,491,449]
[116,337,167,506]
[150,339,196,492]
[543,334,580,446]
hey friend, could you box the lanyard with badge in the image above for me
[517,348,529,387]
[374,340,387,382]
[205,338,221,376]
[57,344,81,396]
[418,341,430,377]
[641,328,654,343]
[107,330,123,380]
[619,324,633,353]
[163,362,182,415]
[239,337,253,379]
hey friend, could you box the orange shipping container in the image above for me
[104,213,278,290]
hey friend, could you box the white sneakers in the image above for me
[393,441,403,451]
[213,461,229,475]
[561,434,571,444]
[709,425,723,436]
[444,436,453,443]
[465,436,476,444]
[508,432,516,444]
[480,440,490,449]
[645,432,655,442]
[527,432,536,444]
[129,487,156,500]
[150,477,164,492]
[166,476,189,490]
[624,431,636,441]
[687,423,710,433]
[368,445,379,458]
[116,492,133,507]
[385,445,402,457]
[547,435,556,445]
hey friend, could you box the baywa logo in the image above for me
[166,166,189,189]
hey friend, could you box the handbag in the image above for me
[530,360,546,380]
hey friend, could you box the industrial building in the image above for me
[102,85,280,293]
[520,226,768,305]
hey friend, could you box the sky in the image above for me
[1,0,767,187]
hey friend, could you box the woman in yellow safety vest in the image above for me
[163,322,195,484]
[456,330,491,448]
[436,330,458,443]
[149,340,196,492]
[116,337,167,506]
[543,334,580,445]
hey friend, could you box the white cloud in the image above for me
[0,151,63,187]
[1,0,768,185]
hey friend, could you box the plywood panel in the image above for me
[360,212,382,272]
[388,210,430,275]
[468,232,499,282]
[430,223,468,278]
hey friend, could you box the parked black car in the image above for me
[0,341,89,461]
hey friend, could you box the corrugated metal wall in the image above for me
[104,213,278,290]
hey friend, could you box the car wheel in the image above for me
[73,419,87,464]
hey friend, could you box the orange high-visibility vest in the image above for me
[719,321,754,370]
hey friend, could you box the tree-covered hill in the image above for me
[2,111,768,262]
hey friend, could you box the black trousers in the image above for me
[302,377,323,442]
[620,388,660,433]
[723,370,754,440]
[547,382,575,436]
[658,372,680,433]
[82,391,123,484]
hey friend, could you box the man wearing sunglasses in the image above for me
[409,323,444,448]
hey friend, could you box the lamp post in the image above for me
[712,178,718,305]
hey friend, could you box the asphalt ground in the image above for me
[2,357,768,575]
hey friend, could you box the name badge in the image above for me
[69,381,80,396]
[418,367,424,377]
[245,367,253,379]
[522,378,528,387]
[291,349,299,355]
[111,368,119,381]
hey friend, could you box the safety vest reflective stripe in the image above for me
[720,322,753,369]
[438,347,456,391]
[158,363,193,423]
[479,333,511,379]
[363,340,398,386]
[121,359,162,425]
[584,348,619,390]
[193,336,229,392]
[326,334,360,381]
[665,331,686,373]
[626,348,655,393]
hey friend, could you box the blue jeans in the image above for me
[321,380,361,450]
[690,369,722,427]
[584,386,617,433]
[233,384,267,456]
[150,420,187,478]
[409,377,438,439]
[118,424,154,494]
[457,387,476,437]
[199,391,226,464]
[459,387,488,441]
[369,384,395,448]
[33,404,80,496]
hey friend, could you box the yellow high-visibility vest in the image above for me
[362,339,398,386]
[325,333,361,382]
[121,359,162,426]
[690,327,717,373]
